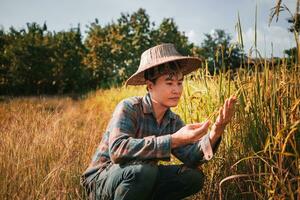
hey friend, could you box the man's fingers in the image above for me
[226,96,237,112]
[224,101,228,119]
[192,120,210,130]
[193,120,211,134]
[225,99,229,108]
[219,107,224,119]
[229,96,237,107]
[215,97,237,127]
[230,95,237,101]
[189,121,210,129]
[228,97,237,113]
[189,123,203,129]
[201,120,211,128]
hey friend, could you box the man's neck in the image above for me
[150,98,168,125]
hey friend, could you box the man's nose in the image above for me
[172,85,182,94]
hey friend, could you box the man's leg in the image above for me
[153,164,205,200]
[93,163,158,200]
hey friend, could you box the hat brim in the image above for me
[125,56,202,86]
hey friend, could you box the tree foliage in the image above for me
[0,9,245,95]
[83,8,194,88]
[196,29,243,72]
[0,23,88,94]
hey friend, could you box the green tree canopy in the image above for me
[0,9,248,95]
[196,29,243,72]
[0,23,88,95]
[84,8,195,88]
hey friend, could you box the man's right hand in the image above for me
[171,120,211,148]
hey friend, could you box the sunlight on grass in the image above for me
[1,61,299,199]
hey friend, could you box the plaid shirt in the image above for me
[82,93,220,181]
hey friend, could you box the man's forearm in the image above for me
[171,135,187,148]
[209,124,225,146]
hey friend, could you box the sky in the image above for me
[0,0,297,57]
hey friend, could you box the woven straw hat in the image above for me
[125,43,202,85]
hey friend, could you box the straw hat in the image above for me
[125,43,202,85]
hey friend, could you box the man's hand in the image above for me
[210,96,237,144]
[171,120,211,148]
[215,96,237,128]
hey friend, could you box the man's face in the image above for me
[147,73,183,108]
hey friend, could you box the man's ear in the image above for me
[146,80,153,91]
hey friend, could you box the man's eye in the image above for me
[166,82,172,85]
[178,82,183,86]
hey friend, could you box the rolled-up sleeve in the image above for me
[108,100,171,164]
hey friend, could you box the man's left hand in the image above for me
[215,96,237,129]
[209,96,237,145]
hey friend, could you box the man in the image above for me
[81,43,237,200]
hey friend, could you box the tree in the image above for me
[284,47,297,67]
[3,23,54,94]
[51,26,88,94]
[1,8,198,93]
[84,8,194,88]
[84,20,124,88]
[84,8,159,88]
[116,8,155,82]
[152,18,194,56]
[0,29,12,93]
[0,23,89,95]
[196,29,243,72]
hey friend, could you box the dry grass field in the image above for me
[0,64,299,199]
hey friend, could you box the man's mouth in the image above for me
[169,97,180,100]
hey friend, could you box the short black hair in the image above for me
[144,61,181,83]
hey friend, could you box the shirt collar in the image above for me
[142,93,176,120]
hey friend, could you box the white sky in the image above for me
[0,0,297,57]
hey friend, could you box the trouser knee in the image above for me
[123,164,158,192]
[122,163,158,190]
[115,163,158,200]
[184,169,205,193]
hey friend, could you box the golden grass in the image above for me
[0,64,299,199]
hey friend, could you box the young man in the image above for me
[81,43,237,200]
